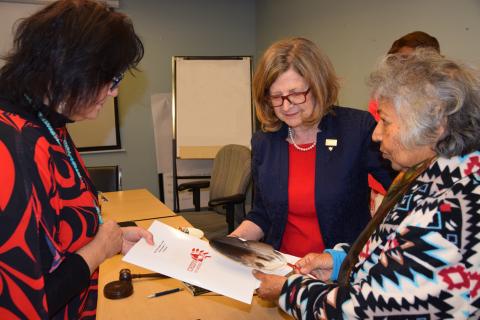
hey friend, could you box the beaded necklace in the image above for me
[288,127,317,152]
[37,110,103,224]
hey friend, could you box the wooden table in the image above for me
[100,189,176,222]
[96,191,291,320]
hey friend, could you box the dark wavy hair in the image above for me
[0,0,144,116]
[388,31,440,54]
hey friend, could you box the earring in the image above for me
[57,101,66,114]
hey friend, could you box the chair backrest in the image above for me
[86,165,121,192]
[209,144,251,202]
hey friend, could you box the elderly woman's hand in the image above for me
[120,226,154,254]
[252,270,287,302]
[295,252,333,281]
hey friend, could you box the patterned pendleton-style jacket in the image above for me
[279,151,480,319]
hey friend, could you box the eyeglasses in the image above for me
[267,88,310,108]
[110,73,124,90]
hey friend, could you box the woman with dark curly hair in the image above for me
[0,1,153,318]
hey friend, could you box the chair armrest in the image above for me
[178,180,210,191]
[208,194,245,207]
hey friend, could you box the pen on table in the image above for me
[146,287,183,298]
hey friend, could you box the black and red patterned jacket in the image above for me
[279,152,480,319]
[0,95,100,319]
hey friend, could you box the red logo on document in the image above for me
[187,248,211,273]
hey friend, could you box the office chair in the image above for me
[178,144,251,239]
[86,165,122,192]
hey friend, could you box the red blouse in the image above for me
[280,144,325,257]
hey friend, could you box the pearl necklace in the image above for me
[288,127,316,152]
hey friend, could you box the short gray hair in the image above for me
[369,49,480,157]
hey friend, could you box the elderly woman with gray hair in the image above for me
[253,49,480,319]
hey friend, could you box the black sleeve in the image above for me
[43,253,91,317]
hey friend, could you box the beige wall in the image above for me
[82,0,256,199]
[3,0,478,205]
[256,0,480,109]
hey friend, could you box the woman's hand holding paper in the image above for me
[294,252,333,281]
[252,270,286,301]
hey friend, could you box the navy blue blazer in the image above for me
[245,106,395,250]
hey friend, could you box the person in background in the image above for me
[0,1,153,318]
[254,49,480,319]
[230,37,394,258]
[368,30,441,214]
[388,30,440,55]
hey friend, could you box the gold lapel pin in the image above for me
[325,139,337,151]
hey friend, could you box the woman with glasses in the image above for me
[367,31,441,215]
[230,37,394,258]
[253,49,480,320]
[0,1,153,318]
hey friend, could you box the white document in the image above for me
[123,220,297,304]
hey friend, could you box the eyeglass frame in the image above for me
[110,73,124,90]
[266,88,311,108]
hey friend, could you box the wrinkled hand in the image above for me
[252,270,287,302]
[295,252,333,281]
[121,226,154,254]
[94,219,124,259]
[77,219,123,274]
